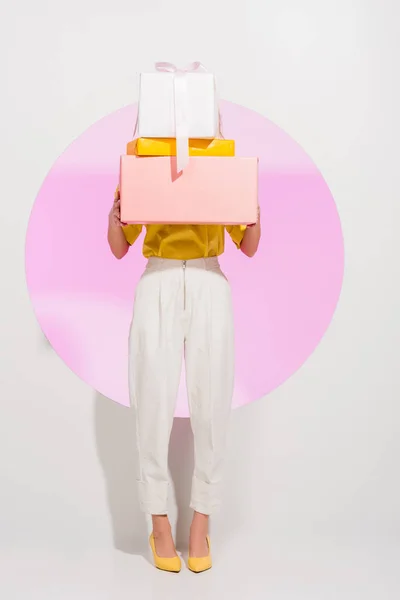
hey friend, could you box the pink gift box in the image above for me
[119,156,258,225]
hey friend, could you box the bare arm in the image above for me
[240,207,261,257]
[107,189,129,259]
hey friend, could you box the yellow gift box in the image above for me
[127,137,235,157]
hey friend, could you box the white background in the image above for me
[1,0,399,598]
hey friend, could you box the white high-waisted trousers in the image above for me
[128,256,235,515]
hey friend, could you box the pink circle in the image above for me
[25,101,344,417]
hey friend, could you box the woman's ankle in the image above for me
[152,514,171,534]
[190,511,209,530]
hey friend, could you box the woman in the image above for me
[108,187,261,572]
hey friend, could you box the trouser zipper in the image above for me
[182,260,187,311]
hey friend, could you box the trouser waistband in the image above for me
[146,256,220,270]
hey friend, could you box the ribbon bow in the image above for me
[155,61,207,75]
[154,62,208,173]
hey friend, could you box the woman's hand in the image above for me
[247,205,260,228]
[241,205,261,257]
[107,188,130,259]
[109,189,127,228]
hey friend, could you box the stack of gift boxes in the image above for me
[120,62,258,226]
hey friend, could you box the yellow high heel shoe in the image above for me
[149,533,181,573]
[188,535,212,573]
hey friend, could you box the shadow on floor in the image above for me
[93,392,195,556]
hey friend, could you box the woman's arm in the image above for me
[107,189,130,259]
[108,219,129,259]
[240,207,261,257]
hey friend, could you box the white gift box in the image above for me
[137,62,219,172]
